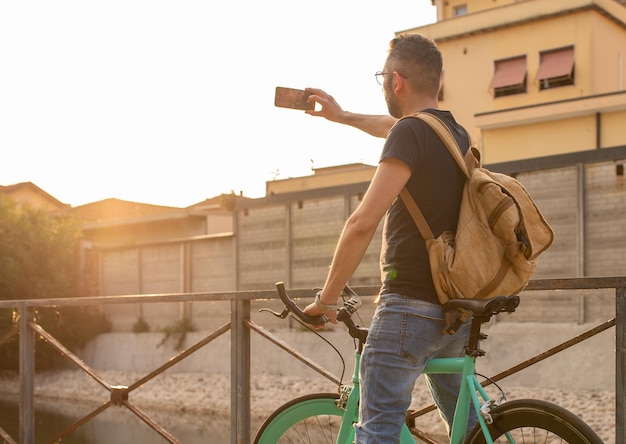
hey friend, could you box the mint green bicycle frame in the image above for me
[258,287,601,444]
[259,283,509,444]
[335,349,497,444]
[423,355,496,444]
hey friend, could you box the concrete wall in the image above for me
[75,291,617,392]
[76,319,615,392]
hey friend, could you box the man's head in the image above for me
[382,34,442,118]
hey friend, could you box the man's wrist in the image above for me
[314,292,338,311]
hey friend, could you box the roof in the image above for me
[187,193,250,212]
[0,182,69,210]
[71,198,182,223]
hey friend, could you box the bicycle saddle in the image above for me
[443,295,520,317]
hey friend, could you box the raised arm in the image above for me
[305,88,397,138]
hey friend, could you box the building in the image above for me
[0,182,69,213]
[72,195,239,292]
[419,0,626,165]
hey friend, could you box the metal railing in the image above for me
[0,277,624,444]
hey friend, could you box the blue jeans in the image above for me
[354,294,476,443]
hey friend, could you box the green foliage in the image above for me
[158,318,195,351]
[0,196,81,300]
[132,317,151,333]
[46,306,112,349]
[0,197,111,369]
[0,306,111,370]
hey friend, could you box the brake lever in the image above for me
[259,307,291,319]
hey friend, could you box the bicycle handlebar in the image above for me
[275,282,328,325]
[274,281,362,326]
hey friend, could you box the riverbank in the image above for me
[0,369,615,443]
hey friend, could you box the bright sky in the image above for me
[1,1,436,208]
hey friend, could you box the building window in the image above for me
[537,46,575,90]
[453,4,468,16]
[491,55,527,97]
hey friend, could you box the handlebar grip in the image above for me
[275,282,328,325]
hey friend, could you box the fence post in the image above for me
[18,304,35,444]
[231,297,251,444]
[616,285,625,444]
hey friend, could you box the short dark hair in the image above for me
[387,34,442,97]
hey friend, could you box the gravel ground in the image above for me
[0,369,615,443]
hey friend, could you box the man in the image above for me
[302,34,476,442]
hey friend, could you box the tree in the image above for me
[0,196,110,369]
[0,196,82,300]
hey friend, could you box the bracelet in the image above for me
[314,292,338,311]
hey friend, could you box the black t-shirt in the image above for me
[379,109,469,304]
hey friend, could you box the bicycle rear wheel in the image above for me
[465,399,603,444]
[254,392,347,444]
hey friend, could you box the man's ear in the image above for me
[392,71,405,94]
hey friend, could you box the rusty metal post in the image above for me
[231,297,251,444]
[616,285,625,444]
[18,305,35,444]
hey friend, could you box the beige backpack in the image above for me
[400,112,554,333]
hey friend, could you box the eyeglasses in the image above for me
[375,71,408,85]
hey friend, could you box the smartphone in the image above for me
[274,87,314,111]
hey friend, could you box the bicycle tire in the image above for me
[254,392,347,444]
[465,398,603,444]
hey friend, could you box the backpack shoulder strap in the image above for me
[412,112,475,178]
[400,187,435,240]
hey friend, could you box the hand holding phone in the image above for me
[274,87,314,111]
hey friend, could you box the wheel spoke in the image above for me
[467,399,602,444]
[254,393,344,444]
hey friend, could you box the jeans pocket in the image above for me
[399,311,447,367]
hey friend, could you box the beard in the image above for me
[383,82,403,118]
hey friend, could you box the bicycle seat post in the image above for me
[444,296,520,358]
[465,314,489,358]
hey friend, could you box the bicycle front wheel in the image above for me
[254,392,347,444]
[465,399,603,444]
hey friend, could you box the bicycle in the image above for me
[254,282,603,444]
